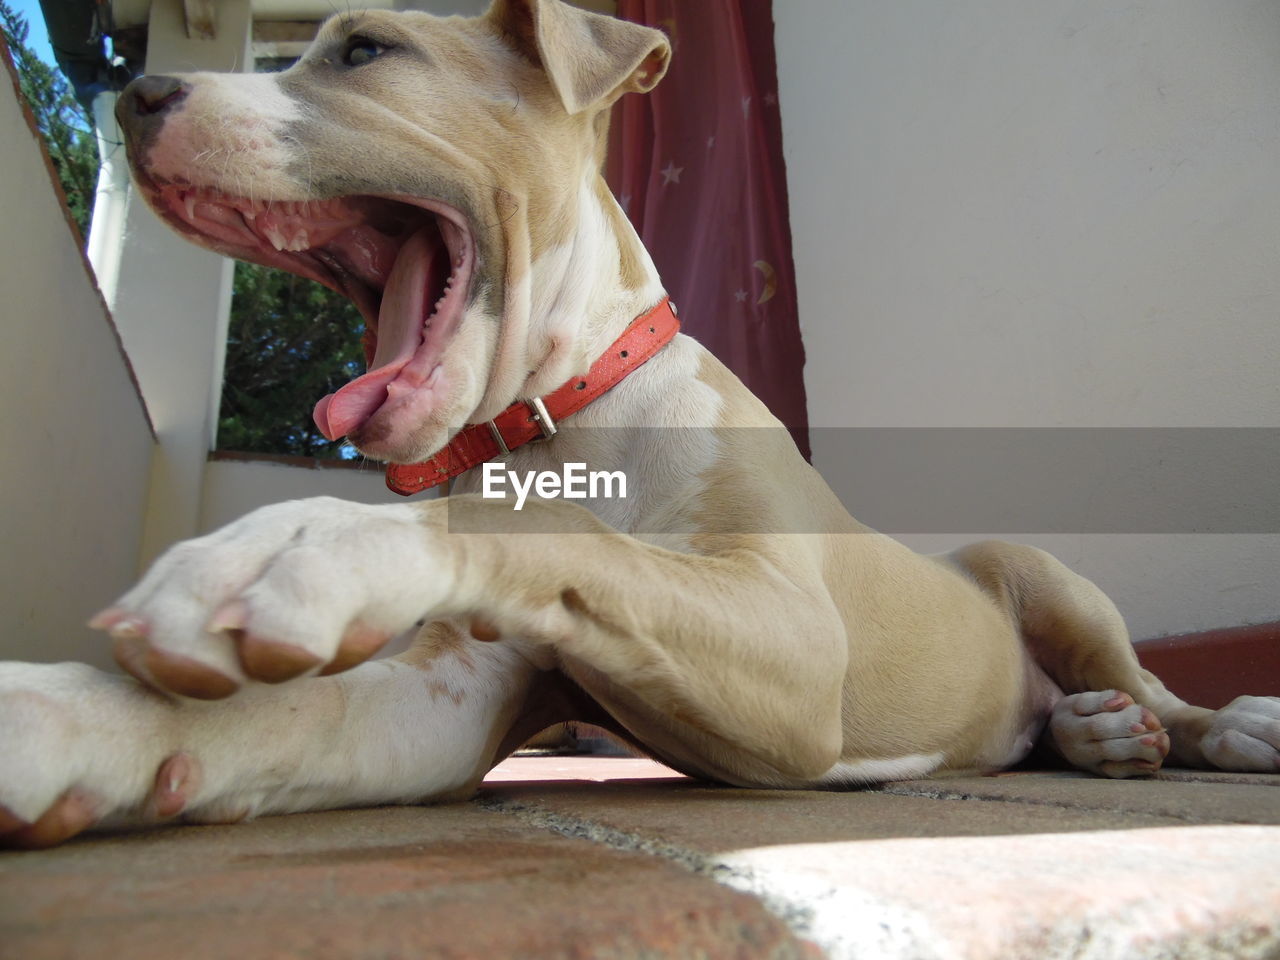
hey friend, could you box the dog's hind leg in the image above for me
[0,632,543,848]
[949,540,1280,776]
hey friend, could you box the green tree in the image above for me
[0,1,98,239]
[219,263,365,459]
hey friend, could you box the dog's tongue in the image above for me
[313,227,438,441]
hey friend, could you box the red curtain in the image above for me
[607,0,810,459]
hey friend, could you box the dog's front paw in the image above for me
[0,662,181,848]
[1199,696,1280,772]
[92,498,447,698]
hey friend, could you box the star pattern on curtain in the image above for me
[608,0,810,458]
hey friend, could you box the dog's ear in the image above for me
[489,0,671,114]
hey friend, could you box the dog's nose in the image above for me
[123,75,188,116]
[115,76,189,137]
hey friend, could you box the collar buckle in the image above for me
[486,396,557,457]
[386,297,678,496]
[528,396,558,442]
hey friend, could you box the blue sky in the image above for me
[10,0,57,65]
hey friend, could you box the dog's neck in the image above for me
[384,298,679,495]
[521,172,667,396]
[473,168,666,423]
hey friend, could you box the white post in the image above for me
[85,90,129,311]
[108,0,252,567]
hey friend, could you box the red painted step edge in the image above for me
[1134,621,1280,710]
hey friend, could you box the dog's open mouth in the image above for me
[152,183,475,445]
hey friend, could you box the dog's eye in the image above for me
[342,39,385,67]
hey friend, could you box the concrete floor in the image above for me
[2,759,1278,959]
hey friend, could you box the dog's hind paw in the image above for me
[89,498,447,699]
[1199,695,1280,773]
[1049,689,1171,778]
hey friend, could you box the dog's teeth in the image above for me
[184,193,197,221]
[264,224,288,251]
[289,229,310,252]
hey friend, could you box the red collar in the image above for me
[384,298,680,495]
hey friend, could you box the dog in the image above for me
[1,0,1276,848]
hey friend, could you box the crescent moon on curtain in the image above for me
[754,260,778,303]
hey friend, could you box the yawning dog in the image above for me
[1,0,1276,848]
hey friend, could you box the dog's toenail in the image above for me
[87,607,129,631]
[107,617,148,641]
[152,754,197,818]
[207,599,250,634]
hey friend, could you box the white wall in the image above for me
[0,65,154,668]
[774,1,1280,639]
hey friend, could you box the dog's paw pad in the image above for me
[1050,689,1170,778]
[318,624,391,676]
[468,617,502,643]
[237,636,323,683]
[0,789,101,850]
[112,633,241,700]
